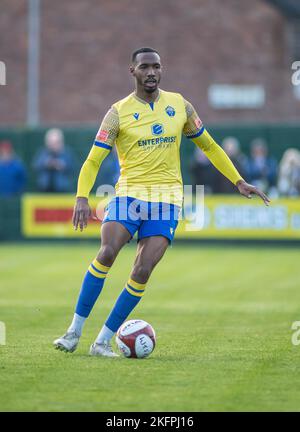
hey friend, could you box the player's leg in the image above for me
[91,236,169,356]
[72,221,132,322]
[53,222,131,352]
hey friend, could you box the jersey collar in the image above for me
[132,89,161,105]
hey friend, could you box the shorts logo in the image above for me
[133,113,139,120]
[170,227,174,235]
[165,106,176,117]
[151,123,164,136]
[96,129,109,142]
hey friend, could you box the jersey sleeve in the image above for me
[76,107,119,198]
[183,99,243,186]
[182,99,204,138]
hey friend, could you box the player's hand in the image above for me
[236,179,270,206]
[72,197,92,231]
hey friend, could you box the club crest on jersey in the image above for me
[151,123,164,136]
[165,106,176,117]
[133,113,139,120]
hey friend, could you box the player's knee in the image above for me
[97,244,117,267]
[132,263,153,283]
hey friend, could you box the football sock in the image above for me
[95,324,115,344]
[97,278,147,342]
[68,313,86,336]
[74,258,110,319]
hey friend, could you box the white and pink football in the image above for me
[116,319,156,359]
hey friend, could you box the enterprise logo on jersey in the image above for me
[138,136,176,147]
[151,124,164,136]
[139,123,176,148]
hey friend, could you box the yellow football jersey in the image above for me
[113,90,187,206]
[76,89,242,206]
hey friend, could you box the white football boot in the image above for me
[89,341,119,358]
[53,331,80,353]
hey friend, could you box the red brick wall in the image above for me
[0,0,28,125]
[1,0,299,126]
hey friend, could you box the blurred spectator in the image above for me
[190,147,214,194]
[213,136,248,193]
[33,128,76,192]
[278,148,300,196]
[96,146,120,187]
[0,140,26,197]
[246,138,277,193]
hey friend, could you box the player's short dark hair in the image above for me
[131,47,160,63]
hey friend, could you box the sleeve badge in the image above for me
[96,129,109,142]
[194,117,202,129]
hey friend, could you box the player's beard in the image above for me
[144,86,157,94]
[143,78,160,93]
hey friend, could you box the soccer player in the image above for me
[54,48,270,357]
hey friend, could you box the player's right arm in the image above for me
[73,106,119,231]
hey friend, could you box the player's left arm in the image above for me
[183,100,270,206]
[73,106,119,231]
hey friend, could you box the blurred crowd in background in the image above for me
[1,129,300,198]
[190,136,300,198]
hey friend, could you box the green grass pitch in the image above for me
[0,242,300,412]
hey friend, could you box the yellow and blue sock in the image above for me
[96,278,146,341]
[75,258,110,318]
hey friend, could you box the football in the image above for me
[116,319,156,358]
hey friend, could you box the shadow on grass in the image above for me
[73,353,198,364]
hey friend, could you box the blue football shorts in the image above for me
[102,196,181,244]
